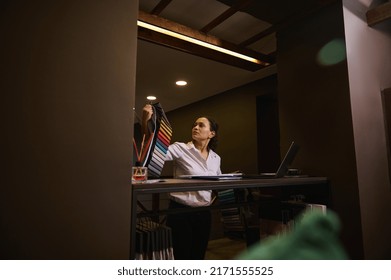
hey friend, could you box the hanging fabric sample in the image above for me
[133,102,173,178]
[135,217,174,260]
[142,102,172,178]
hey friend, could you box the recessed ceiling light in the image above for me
[176,80,187,86]
[147,96,157,101]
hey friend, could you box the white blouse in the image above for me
[165,142,222,207]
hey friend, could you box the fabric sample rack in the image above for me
[135,217,174,260]
[137,102,173,178]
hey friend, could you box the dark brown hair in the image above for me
[204,116,218,151]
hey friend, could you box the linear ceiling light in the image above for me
[137,20,262,65]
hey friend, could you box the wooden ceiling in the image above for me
[138,0,339,71]
[135,0,340,113]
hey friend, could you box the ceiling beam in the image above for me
[138,10,275,71]
[151,0,173,15]
[200,0,253,33]
[239,0,339,47]
[239,25,276,47]
[366,1,391,26]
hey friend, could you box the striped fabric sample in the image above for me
[141,103,172,178]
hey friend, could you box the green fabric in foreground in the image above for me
[236,210,348,260]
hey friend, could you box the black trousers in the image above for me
[166,200,211,260]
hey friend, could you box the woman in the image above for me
[142,104,221,260]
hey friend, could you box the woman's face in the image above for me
[192,117,215,142]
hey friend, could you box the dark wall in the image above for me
[166,75,278,174]
[1,0,138,259]
[277,2,363,258]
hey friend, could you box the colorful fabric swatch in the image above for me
[140,103,172,178]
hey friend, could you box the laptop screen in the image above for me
[275,141,300,177]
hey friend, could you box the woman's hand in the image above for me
[142,104,153,122]
[141,104,153,136]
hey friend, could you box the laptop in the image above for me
[243,141,300,179]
